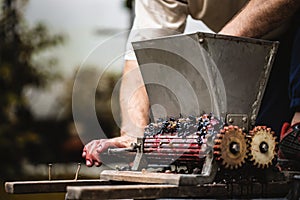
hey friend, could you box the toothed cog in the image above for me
[214,126,248,169]
[249,126,276,168]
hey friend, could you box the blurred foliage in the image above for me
[96,70,122,138]
[124,0,134,28]
[0,0,123,184]
[59,67,122,140]
[124,0,134,10]
[0,0,65,179]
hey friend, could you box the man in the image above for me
[83,0,300,167]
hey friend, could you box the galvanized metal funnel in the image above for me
[132,32,278,127]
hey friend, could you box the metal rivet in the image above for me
[199,38,204,43]
[74,163,81,180]
[48,164,52,181]
[242,117,247,123]
[228,118,234,123]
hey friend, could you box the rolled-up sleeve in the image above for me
[125,0,188,60]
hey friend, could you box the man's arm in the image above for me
[219,0,300,38]
[82,60,149,167]
[119,60,149,138]
[83,0,188,167]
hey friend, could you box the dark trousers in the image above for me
[256,13,300,134]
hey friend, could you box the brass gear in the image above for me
[249,126,277,168]
[214,126,248,169]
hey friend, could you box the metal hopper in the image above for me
[132,32,278,131]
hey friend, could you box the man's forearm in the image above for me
[119,60,149,138]
[220,0,300,38]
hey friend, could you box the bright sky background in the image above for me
[25,0,131,76]
[23,0,212,118]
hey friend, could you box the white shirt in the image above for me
[125,0,248,60]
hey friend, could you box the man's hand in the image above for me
[82,136,136,167]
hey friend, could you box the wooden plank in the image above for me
[5,180,108,194]
[66,184,178,200]
[100,170,217,186]
[66,181,289,200]
[100,170,181,185]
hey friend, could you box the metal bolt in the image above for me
[259,142,269,153]
[230,142,240,154]
[48,164,52,181]
[74,163,81,180]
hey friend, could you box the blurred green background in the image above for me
[0,0,134,199]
